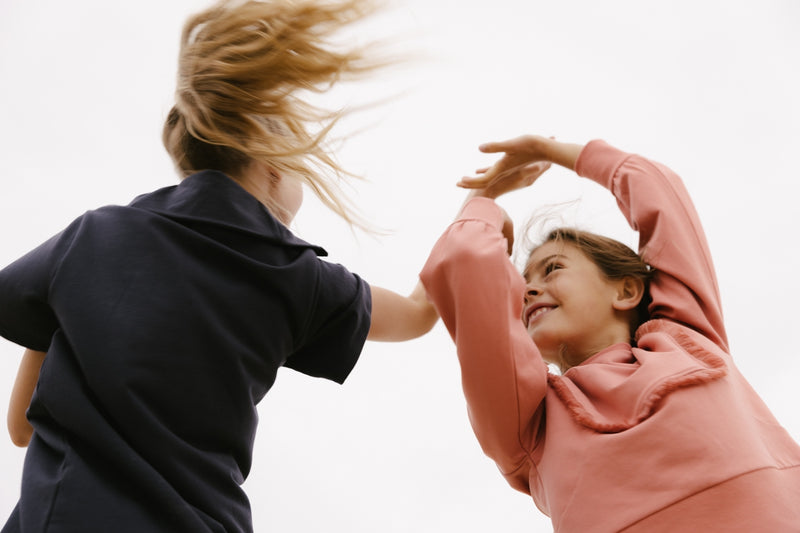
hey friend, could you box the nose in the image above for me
[523,285,541,305]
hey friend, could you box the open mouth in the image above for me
[526,305,556,327]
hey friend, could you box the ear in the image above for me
[249,160,281,184]
[612,276,645,311]
[264,166,284,195]
[267,167,282,184]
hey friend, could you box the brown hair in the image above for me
[538,228,654,333]
[162,0,383,227]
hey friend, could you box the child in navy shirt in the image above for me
[0,2,436,531]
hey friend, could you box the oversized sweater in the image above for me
[420,141,800,532]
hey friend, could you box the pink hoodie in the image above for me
[420,141,800,532]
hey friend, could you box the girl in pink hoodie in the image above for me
[420,135,800,532]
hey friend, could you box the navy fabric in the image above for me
[0,171,371,532]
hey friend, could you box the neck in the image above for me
[551,323,633,372]
[228,163,291,225]
[231,164,271,206]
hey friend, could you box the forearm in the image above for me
[542,138,584,171]
[367,280,438,342]
[421,198,547,479]
[8,348,45,447]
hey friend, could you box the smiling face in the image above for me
[522,241,636,370]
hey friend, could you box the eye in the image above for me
[544,262,562,276]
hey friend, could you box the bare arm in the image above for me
[8,348,45,447]
[367,280,438,342]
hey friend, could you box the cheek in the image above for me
[547,278,563,300]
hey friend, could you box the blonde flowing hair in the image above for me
[163,0,383,227]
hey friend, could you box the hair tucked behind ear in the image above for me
[163,0,384,228]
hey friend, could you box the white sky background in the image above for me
[1,1,799,531]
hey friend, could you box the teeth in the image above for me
[527,306,552,326]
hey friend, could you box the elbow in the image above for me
[8,417,33,448]
[9,429,32,448]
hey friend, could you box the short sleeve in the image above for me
[0,218,81,350]
[283,259,371,384]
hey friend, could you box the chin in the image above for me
[531,331,556,355]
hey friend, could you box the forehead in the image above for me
[526,240,577,264]
[523,241,590,278]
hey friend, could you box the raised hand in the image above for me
[457,135,554,199]
[457,135,584,200]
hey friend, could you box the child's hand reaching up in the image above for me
[458,135,584,200]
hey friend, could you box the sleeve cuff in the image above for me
[574,139,632,189]
[457,196,505,230]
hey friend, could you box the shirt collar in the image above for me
[129,170,327,256]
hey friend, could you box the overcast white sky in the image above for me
[1,1,799,531]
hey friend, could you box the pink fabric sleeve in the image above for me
[575,140,728,351]
[420,197,548,494]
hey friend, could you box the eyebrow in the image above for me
[522,253,564,281]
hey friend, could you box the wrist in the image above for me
[468,188,499,200]
[546,140,583,170]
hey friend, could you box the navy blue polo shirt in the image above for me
[0,171,371,532]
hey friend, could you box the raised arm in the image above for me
[420,197,548,494]
[574,140,727,349]
[461,135,728,350]
[8,348,46,447]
